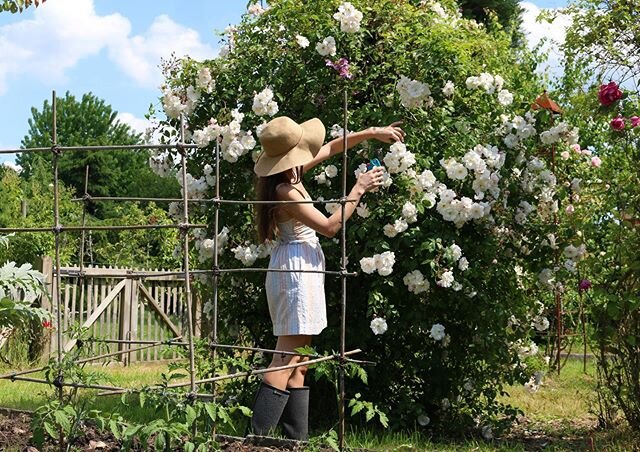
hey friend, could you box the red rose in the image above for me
[610,117,625,131]
[631,116,640,128]
[598,81,623,106]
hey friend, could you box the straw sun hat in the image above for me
[254,116,326,177]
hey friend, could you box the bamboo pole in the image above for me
[97,349,362,396]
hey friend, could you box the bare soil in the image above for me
[0,412,312,451]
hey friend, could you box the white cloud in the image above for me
[115,112,152,136]
[109,15,217,87]
[520,2,573,77]
[1,160,22,173]
[0,0,217,94]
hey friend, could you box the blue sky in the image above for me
[0,0,569,166]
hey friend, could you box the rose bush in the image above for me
[150,0,589,434]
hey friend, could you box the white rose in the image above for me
[370,317,388,335]
[429,323,446,341]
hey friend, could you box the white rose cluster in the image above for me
[383,218,408,238]
[401,201,418,223]
[537,268,556,290]
[232,241,275,266]
[499,112,537,150]
[177,170,209,200]
[315,164,339,186]
[446,243,463,262]
[252,88,279,117]
[193,119,222,149]
[436,188,491,228]
[216,109,257,163]
[442,80,455,97]
[359,251,396,276]
[563,243,586,274]
[396,75,433,109]
[333,2,363,33]
[518,156,558,221]
[497,89,514,106]
[403,270,430,294]
[370,317,388,335]
[196,67,215,94]
[383,141,416,174]
[149,151,173,177]
[465,72,504,95]
[247,3,266,16]
[516,339,539,357]
[436,269,455,288]
[329,123,351,138]
[316,36,337,56]
[466,73,513,106]
[295,34,310,48]
[354,203,369,219]
[161,86,200,120]
[532,315,550,332]
[194,227,230,263]
[539,121,579,146]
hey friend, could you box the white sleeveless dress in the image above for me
[266,214,327,336]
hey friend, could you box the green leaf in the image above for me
[185,405,197,426]
[205,403,217,422]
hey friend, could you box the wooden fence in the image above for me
[39,257,200,364]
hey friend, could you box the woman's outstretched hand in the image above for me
[371,121,405,143]
[357,166,386,193]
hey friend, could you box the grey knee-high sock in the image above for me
[251,382,290,436]
[280,386,309,441]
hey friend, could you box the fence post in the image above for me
[119,277,132,366]
[37,256,53,359]
[129,277,139,363]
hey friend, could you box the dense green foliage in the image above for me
[555,0,640,430]
[151,0,589,434]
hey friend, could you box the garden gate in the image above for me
[39,256,194,364]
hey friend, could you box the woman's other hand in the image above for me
[371,121,405,144]
[357,166,385,193]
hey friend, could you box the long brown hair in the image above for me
[255,166,302,242]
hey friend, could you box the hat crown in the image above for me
[259,116,304,157]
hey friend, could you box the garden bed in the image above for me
[0,411,309,451]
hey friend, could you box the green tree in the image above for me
[17,92,179,204]
[458,0,524,37]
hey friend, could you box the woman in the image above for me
[251,116,404,439]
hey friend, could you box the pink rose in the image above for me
[565,204,575,214]
[610,117,625,131]
[598,81,623,106]
[570,143,581,154]
[560,151,570,160]
[631,116,640,128]
[591,156,602,167]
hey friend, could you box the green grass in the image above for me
[1,358,638,450]
[0,361,181,423]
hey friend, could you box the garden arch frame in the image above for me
[0,90,360,450]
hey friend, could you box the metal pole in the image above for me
[179,115,197,395]
[51,90,65,452]
[210,136,221,438]
[338,87,348,452]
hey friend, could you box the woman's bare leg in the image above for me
[262,335,312,390]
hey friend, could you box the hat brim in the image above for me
[254,118,325,177]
